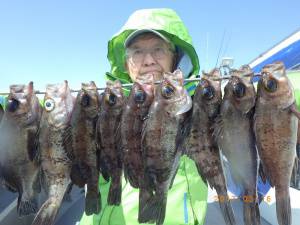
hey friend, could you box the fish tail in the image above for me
[218,200,236,225]
[138,187,154,223]
[243,200,261,225]
[107,174,122,205]
[85,190,101,215]
[31,197,61,225]
[32,181,69,225]
[255,201,261,224]
[139,194,167,225]
[275,188,291,225]
[215,186,236,225]
[17,195,38,216]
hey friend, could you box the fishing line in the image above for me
[215,29,227,68]
[0,73,262,95]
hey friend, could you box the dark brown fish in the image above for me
[215,66,260,225]
[0,104,3,122]
[139,69,192,225]
[185,69,236,225]
[254,62,298,225]
[97,80,125,205]
[32,81,74,225]
[0,82,41,216]
[70,81,101,215]
[120,74,154,188]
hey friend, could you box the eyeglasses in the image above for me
[126,46,174,64]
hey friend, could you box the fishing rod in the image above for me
[0,72,262,95]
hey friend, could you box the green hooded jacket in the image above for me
[105,8,200,96]
[79,8,208,225]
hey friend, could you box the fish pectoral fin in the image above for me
[291,156,299,187]
[17,195,38,216]
[289,102,300,120]
[31,197,60,225]
[258,162,267,184]
[195,163,208,186]
[70,164,86,187]
[62,125,74,160]
[27,127,40,162]
[175,93,193,116]
[212,115,224,143]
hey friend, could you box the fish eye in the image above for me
[233,83,246,98]
[44,98,55,112]
[134,90,146,103]
[7,98,20,112]
[161,85,174,99]
[200,79,209,87]
[105,93,117,106]
[265,79,277,92]
[81,94,90,107]
[201,86,215,100]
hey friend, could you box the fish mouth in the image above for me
[175,90,192,115]
[46,113,70,129]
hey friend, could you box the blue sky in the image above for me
[0,0,300,92]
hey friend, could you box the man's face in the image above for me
[125,34,175,82]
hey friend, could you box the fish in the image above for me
[215,65,261,225]
[32,80,75,225]
[120,74,154,188]
[139,69,192,225]
[70,81,101,215]
[96,80,125,205]
[254,62,298,225]
[0,103,3,122]
[0,82,42,216]
[185,68,236,225]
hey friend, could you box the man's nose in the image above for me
[142,52,156,66]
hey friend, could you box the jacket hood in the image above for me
[106,8,200,95]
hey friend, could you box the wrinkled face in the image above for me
[125,33,175,82]
[78,82,100,118]
[6,82,37,124]
[43,81,74,128]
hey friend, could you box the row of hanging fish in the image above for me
[0,61,298,225]
[210,62,298,225]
